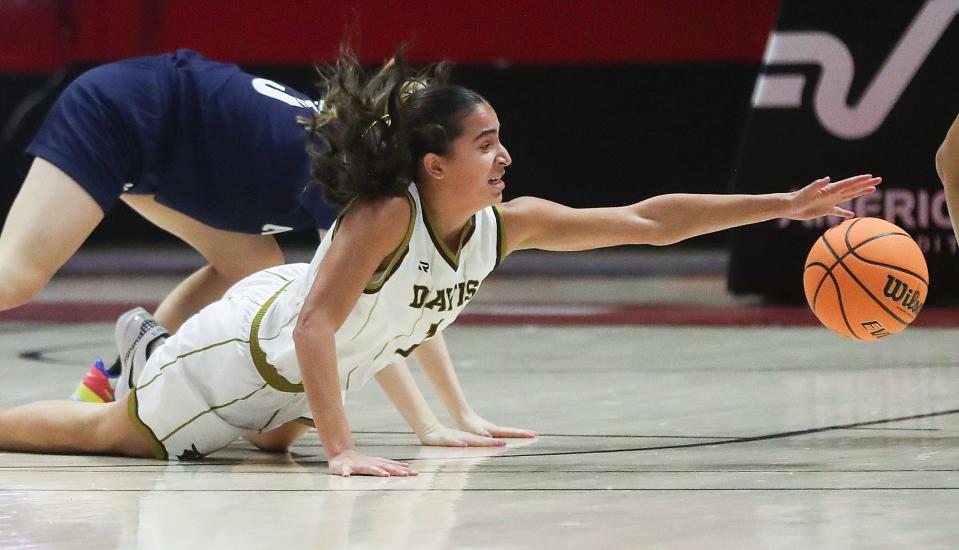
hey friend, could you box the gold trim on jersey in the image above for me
[422,204,476,271]
[492,205,507,267]
[127,388,169,460]
[249,280,305,393]
[364,190,416,293]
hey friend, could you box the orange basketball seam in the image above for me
[823,267,860,340]
[819,235,909,327]
[804,260,832,310]
[805,225,900,311]
[803,222,913,312]
[819,231,911,275]
[843,233,930,287]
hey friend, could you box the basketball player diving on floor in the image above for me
[0,47,880,477]
[2,49,532,448]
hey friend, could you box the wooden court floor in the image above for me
[1,316,958,549]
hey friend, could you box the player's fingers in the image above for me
[365,465,390,477]
[380,463,413,477]
[832,207,855,218]
[375,458,415,473]
[838,180,879,198]
[835,174,871,185]
[842,186,876,201]
[381,461,418,476]
[835,175,880,193]
[465,436,506,447]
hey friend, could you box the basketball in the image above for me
[803,217,928,340]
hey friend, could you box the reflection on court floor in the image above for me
[1,321,958,548]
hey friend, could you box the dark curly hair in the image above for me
[305,45,487,208]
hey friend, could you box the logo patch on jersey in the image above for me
[261,224,294,235]
[418,261,430,272]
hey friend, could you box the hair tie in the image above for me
[363,113,392,137]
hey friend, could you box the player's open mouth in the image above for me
[488,177,505,190]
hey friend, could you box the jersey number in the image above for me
[251,78,319,111]
[395,321,443,357]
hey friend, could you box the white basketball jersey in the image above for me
[255,183,505,391]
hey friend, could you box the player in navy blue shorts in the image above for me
[10,50,331,314]
[1,50,535,448]
[3,49,330,397]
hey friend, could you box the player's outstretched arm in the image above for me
[295,196,417,477]
[936,114,959,242]
[498,174,880,253]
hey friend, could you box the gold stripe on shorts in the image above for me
[160,382,269,443]
[127,389,169,460]
[137,337,249,391]
[249,280,304,392]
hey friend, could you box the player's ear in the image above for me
[422,153,445,180]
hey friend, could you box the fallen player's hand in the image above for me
[456,410,538,439]
[418,425,506,447]
[328,449,417,477]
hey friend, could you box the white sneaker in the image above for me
[114,307,169,401]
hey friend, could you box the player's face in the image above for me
[444,102,511,207]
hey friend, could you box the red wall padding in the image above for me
[1,0,779,72]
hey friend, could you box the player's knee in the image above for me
[0,266,47,310]
[253,440,293,453]
[89,401,155,458]
[244,423,306,453]
[207,243,285,279]
[244,432,294,453]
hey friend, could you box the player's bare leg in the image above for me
[122,194,285,331]
[0,396,155,458]
[243,421,311,453]
[0,158,104,310]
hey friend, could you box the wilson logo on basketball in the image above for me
[882,275,923,315]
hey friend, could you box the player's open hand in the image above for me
[418,424,507,447]
[456,410,538,439]
[329,449,417,477]
[785,174,881,220]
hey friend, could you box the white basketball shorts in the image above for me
[126,265,312,460]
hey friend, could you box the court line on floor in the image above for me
[3,487,959,492]
[18,340,113,366]
[480,407,959,460]
[0,408,952,471]
[351,431,742,440]
[2,468,958,474]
